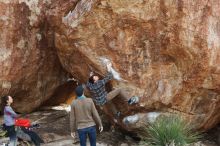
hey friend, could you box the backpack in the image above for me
[15,119,31,128]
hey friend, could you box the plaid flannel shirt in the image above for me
[86,72,113,105]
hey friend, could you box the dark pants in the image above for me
[77,126,96,146]
[5,125,16,141]
[21,127,44,146]
[5,125,16,146]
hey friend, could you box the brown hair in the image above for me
[1,96,9,114]
[89,74,99,84]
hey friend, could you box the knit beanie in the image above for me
[75,85,84,97]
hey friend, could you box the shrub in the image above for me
[139,115,201,146]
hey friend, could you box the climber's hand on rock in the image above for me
[99,126,103,132]
[106,62,112,71]
[89,71,94,77]
[107,62,112,67]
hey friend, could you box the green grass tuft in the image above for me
[139,115,201,146]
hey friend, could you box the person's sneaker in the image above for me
[73,138,80,144]
[111,126,116,132]
[33,123,40,128]
[128,96,140,105]
[113,118,118,123]
[29,123,40,130]
[116,111,121,117]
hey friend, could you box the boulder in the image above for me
[55,0,220,131]
[0,0,219,131]
[0,0,73,112]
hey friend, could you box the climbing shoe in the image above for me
[128,96,140,105]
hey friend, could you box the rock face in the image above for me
[55,0,220,131]
[0,0,219,131]
[0,0,73,112]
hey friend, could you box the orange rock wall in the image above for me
[55,0,220,130]
[0,0,76,112]
[0,0,219,130]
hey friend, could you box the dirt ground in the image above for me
[0,108,219,146]
[19,109,139,146]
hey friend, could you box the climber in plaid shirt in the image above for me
[86,72,113,105]
[86,62,140,122]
